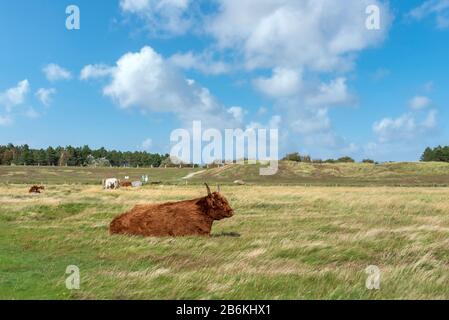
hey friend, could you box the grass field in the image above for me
[1,183,449,299]
[2,161,449,186]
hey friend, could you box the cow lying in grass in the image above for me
[120,181,132,188]
[103,178,120,190]
[29,185,45,194]
[109,183,234,237]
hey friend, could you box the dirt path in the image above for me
[182,170,206,180]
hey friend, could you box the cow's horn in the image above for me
[217,184,221,193]
[205,183,212,196]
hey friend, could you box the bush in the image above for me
[282,152,311,163]
[337,156,355,163]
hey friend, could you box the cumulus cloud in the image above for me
[305,78,353,107]
[120,0,194,36]
[88,46,243,128]
[254,68,302,98]
[408,0,449,29]
[43,64,72,82]
[373,110,437,143]
[35,88,56,106]
[0,79,30,111]
[0,79,33,125]
[208,0,392,72]
[80,64,114,80]
[409,96,432,110]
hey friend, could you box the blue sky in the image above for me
[0,0,448,161]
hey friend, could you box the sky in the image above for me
[0,0,448,161]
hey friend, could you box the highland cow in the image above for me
[29,185,45,194]
[109,183,234,237]
[120,181,133,188]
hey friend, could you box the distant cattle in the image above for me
[233,180,245,185]
[29,185,45,194]
[131,181,143,188]
[109,183,234,237]
[103,178,120,190]
[120,181,132,188]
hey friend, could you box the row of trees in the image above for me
[283,146,449,164]
[282,152,374,164]
[0,144,169,167]
[421,146,449,162]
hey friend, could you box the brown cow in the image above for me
[120,181,133,188]
[109,183,234,237]
[29,185,45,194]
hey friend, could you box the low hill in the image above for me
[2,161,449,186]
[189,161,449,186]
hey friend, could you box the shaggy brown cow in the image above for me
[109,183,234,237]
[120,181,133,188]
[29,185,45,194]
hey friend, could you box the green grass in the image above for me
[1,184,449,299]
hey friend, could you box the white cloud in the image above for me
[409,96,432,110]
[0,79,30,111]
[120,0,193,36]
[409,0,449,29]
[373,110,437,143]
[254,68,302,98]
[35,88,56,106]
[169,52,230,75]
[101,46,242,128]
[227,106,246,123]
[43,64,72,82]
[141,138,153,150]
[80,64,114,80]
[305,78,353,107]
[208,0,392,72]
[120,0,151,12]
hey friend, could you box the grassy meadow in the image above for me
[1,179,449,299]
[3,161,449,186]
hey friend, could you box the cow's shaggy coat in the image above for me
[109,184,234,237]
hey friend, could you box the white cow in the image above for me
[103,178,120,190]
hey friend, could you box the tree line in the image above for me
[282,152,375,164]
[421,146,449,162]
[0,144,169,168]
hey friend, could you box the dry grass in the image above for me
[1,184,449,299]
